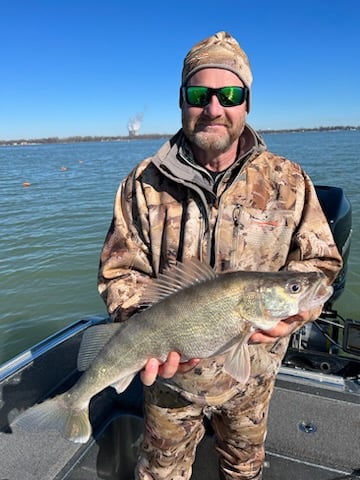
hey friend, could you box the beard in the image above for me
[182,111,245,154]
[189,129,232,153]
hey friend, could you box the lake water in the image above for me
[1,130,359,364]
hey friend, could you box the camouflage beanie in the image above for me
[181,31,252,112]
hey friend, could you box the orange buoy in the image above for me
[23,182,31,187]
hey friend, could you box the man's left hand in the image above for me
[249,310,315,344]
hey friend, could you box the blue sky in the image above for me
[1,0,359,140]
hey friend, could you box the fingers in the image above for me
[177,358,201,373]
[140,352,180,386]
[249,331,279,344]
[158,351,182,378]
[249,315,304,344]
[140,352,200,386]
[140,358,161,386]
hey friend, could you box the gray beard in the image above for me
[190,131,232,154]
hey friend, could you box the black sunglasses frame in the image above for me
[180,85,248,108]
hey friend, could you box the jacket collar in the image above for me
[151,124,266,192]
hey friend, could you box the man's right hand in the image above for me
[140,352,200,386]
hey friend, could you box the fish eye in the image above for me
[287,281,302,294]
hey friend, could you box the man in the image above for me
[98,32,342,479]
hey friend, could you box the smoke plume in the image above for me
[127,112,143,136]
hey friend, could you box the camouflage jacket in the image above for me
[98,124,342,403]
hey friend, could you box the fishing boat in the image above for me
[0,186,359,480]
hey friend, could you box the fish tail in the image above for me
[12,393,91,444]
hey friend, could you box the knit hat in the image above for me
[181,31,252,112]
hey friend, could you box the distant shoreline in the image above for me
[1,125,359,146]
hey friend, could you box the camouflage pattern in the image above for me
[136,338,289,479]
[98,124,342,479]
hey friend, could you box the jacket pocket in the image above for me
[230,206,296,270]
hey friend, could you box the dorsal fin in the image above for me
[140,258,216,306]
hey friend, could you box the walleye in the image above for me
[12,260,332,443]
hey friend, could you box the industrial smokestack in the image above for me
[127,112,143,136]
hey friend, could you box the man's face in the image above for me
[181,68,248,154]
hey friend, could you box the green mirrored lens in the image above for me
[219,87,244,106]
[186,87,209,106]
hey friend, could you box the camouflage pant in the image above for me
[135,340,288,480]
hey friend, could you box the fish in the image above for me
[11,259,333,443]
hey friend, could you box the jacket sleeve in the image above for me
[286,172,343,322]
[98,167,153,322]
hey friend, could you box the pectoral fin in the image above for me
[111,372,138,394]
[77,324,123,371]
[223,342,251,385]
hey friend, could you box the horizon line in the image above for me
[1,125,359,145]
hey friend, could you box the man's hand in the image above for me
[140,352,200,386]
[249,310,317,344]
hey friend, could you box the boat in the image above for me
[0,186,359,480]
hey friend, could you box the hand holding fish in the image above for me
[249,306,322,344]
[141,306,323,385]
[140,319,301,385]
[140,353,200,386]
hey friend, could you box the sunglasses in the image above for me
[181,85,248,108]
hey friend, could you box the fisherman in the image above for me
[98,31,342,480]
